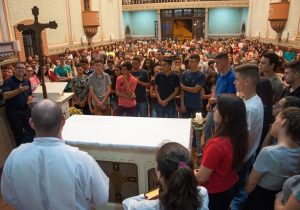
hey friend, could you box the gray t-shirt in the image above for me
[268,75,284,102]
[281,175,300,204]
[254,145,300,191]
[88,72,111,104]
[294,179,300,202]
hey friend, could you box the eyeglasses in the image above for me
[273,102,281,110]
[212,105,217,112]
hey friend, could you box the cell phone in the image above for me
[144,188,159,200]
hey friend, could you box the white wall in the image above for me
[5,0,124,48]
[99,0,124,41]
[247,0,300,40]
[7,0,69,45]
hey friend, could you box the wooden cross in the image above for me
[17,6,58,99]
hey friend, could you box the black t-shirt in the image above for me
[281,86,300,98]
[131,69,150,102]
[155,72,180,106]
[3,76,32,111]
[104,69,117,92]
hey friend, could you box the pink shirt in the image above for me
[30,75,40,92]
[116,74,137,108]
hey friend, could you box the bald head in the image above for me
[31,99,64,137]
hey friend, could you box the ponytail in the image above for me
[156,142,203,210]
[159,160,201,210]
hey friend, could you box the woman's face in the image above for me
[271,113,285,138]
[114,67,121,76]
[272,98,286,116]
[7,69,13,77]
[209,76,216,84]
[145,60,151,67]
[213,107,222,128]
[26,67,34,77]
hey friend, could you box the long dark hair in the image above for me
[256,79,273,108]
[37,64,48,82]
[142,58,154,77]
[157,142,201,210]
[214,94,248,168]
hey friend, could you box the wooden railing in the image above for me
[122,0,242,5]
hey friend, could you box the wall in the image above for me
[99,0,124,41]
[123,10,157,37]
[69,0,85,45]
[7,0,72,47]
[208,8,248,35]
[3,0,125,57]
[247,0,300,41]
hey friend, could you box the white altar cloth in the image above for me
[62,115,192,210]
[62,115,192,150]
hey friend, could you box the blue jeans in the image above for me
[151,102,158,117]
[111,95,118,115]
[136,101,148,117]
[231,155,256,210]
[156,104,176,118]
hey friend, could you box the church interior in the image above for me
[1,0,300,210]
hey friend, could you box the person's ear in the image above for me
[29,118,36,130]
[61,115,66,128]
[281,118,287,127]
[245,78,251,86]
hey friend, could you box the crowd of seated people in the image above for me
[1,37,300,209]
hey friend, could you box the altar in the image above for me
[33,82,74,118]
[62,115,192,210]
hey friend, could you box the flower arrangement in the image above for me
[192,112,205,129]
[69,107,83,116]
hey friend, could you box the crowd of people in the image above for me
[1,37,300,210]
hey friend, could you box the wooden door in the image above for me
[161,19,173,40]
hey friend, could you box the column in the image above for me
[65,0,73,45]
[0,65,3,86]
[118,0,125,39]
[296,16,300,41]
[98,0,104,41]
[157,9,161,41]
[1,0,12,41]
[204,8,208,39]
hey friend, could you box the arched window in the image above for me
[22,29,37,58]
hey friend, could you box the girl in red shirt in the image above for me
[195,94,249,210]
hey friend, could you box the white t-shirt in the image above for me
[244,94,264,160]
[122,186,209,210]
[1,137,109,210]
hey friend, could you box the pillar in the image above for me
[204,8,209,39]
[65,0,73,45]
[157,10,161,41]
